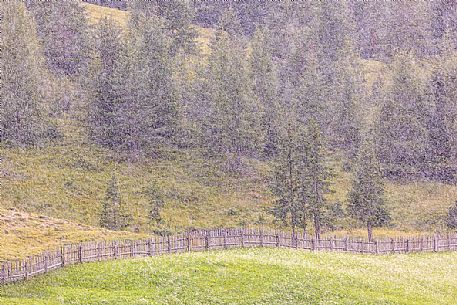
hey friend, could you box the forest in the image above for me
[3,1,457,304]
[2,0,457,250]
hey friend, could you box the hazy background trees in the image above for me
[3,0,457,235]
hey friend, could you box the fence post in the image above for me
[433,235,438,252]
[260,229,263,247]
[148,239,153,256]
[223,230,227,249]
[406,239,409,253]
[311,238,315,251]
[61,246,65,267]
[330,237,333,252]
[375,240,379,254]
[1,263,5,285]
[43,253,48,273]
[241,230,244,248]
[167,236,171,253]
[114,241,119,259]
[187,232,191,252]
[344,237,348,252]
[276,232,280,248]
[205,231,209,250]
[78,244,82,263]
[23,260,27,281]
[97,243,102,261]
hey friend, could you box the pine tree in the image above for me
[348,134,390,241]
[285,34,327,129]
[426,72,452,181]
[447,201,457,229]
[28,1,90,76]
[203,28,261,169]
[158,0,198,56]
[437,47,457,163]
[100,174,128,230]
[377,53,429,178]
[332,39,362,162]
[301,119,332,240]
[0,2,51,147]
[144,183,165,225]
[271,104,307,234]
[250,27,280,157]
[87,17,124,149]
[129,0,198,56]
[115,12,177,156]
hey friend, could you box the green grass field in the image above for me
[1,248,456,304]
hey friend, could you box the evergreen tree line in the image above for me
[2,2,457,235]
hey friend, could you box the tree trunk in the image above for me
[302,213,307,233]
[367,221,373,242]
[314,213,321,240]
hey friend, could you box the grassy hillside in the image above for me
[1,248,456,304]
[1,144,455,233]
[0,208,145,261]
[0,145,273,232]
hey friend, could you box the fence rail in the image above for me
[1,228,457,285]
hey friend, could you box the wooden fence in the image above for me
[1,228,457,285]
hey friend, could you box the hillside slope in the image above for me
[0,208,145,261]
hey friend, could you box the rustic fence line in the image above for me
[1,228,457,285]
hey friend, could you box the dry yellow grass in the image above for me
[81,2,129,28]
[0,208,146,261]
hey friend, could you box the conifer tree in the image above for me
[129,0,198,56]
[28,1,90,76]
[426,72,452,181]
[271,106,307,235]
[87,17,123,149]
[377,53,429,178]
[250,27,280,157]
[144,183,165,225]
[204,27,261,168]
[100,174,128,230]
[0,2,51,147]
[332,39,362,161]
[302,119,332,240]
[447,201,457,229]
[348,134,390,241]
[115,12,177,156]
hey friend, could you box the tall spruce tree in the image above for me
[271,102,307,235]
[447,201,457,229]
[87,17,124,149]
[331,39,362,161]
[144,183,165,225]
[129,0,198,56]
[302,119,332,240]
[348,134,390,241]
[250,27,280,157]
[28,1,90,76]
[426,72,452,181]
[203,27,261,169]
[100,174,128,230]
[0,2,51,147]
[114,12,177,156]
[377,53,429,178]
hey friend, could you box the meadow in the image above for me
[1,248,456,305]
